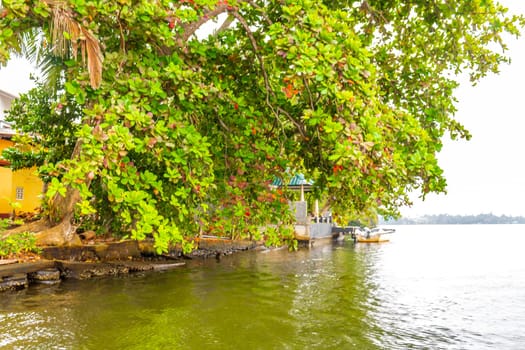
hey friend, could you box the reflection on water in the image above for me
[1,225,525,349]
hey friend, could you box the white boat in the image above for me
[355,227,395,243]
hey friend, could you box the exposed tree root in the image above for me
[1,216,82,247]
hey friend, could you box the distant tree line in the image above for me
[383,214,525,225]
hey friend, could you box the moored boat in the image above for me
[355,227,395,243]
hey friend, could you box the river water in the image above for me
[1,224,525,349]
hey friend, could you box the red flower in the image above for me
[333,165,343,174]
[283,83,299,98]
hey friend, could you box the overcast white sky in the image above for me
[1,1,525,217]
[404,0,525,217]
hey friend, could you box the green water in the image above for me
[2,225,525,349]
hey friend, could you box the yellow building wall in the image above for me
[0,138,11,151]
[0,138,44,216]
[0,167,13,216]
[11,167,44,214]
[0,139,14,216]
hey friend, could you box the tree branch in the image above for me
[179,4,230,42]
[215,14,235,34]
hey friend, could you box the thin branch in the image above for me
[230,11,268,92]
[217,117,230,132]
[245,0,273,26]
[302,77,315,110]
[230,10,307,140]
[276,106,307,139]
[117,9,126,54]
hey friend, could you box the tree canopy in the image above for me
[0,0,522,251]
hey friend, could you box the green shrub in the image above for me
[0,232,40,258]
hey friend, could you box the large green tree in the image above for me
[0,0,522,251]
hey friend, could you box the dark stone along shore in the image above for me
[0,238,258,292]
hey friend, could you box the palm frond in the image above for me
[38,54,64,92]
[49,2,102,89]
[18,28,42,63]
[17,29,62,93]
[82,28,103,89]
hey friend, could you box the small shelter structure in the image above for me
[271,174,332,243]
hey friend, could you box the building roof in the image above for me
[272,173,314,191]
[0,88,16,100]
[0,118,14,138]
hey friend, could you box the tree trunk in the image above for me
[1,187,83,247]
[48,185,81,226]
[40,137,85,246]
[41,185,82,246]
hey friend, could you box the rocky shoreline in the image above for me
[0,237,258,292]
